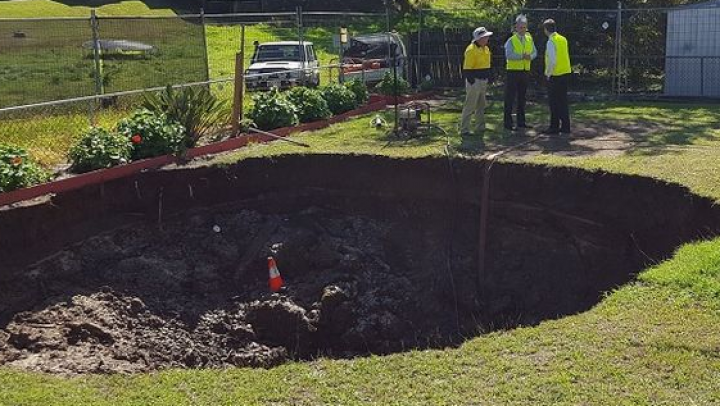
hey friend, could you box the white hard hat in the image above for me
[472,27,493,42]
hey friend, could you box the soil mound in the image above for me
[1,207,448,374]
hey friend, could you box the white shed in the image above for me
[665,0,720,97]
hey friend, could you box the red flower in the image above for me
[10,156,23,166]
[131,134,142,144]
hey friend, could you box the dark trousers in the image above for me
[548,74,571,132]
[504,71,529,128]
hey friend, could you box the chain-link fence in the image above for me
[0,9,392,168]
[406,4,720,97]
[515,8,619,95]
[3,5,719,170]
[204,11,390,90]
[1,12,213,169]
[0,14,208,108]
[403,7,514,89]
[0,17,95,108]
[0,80,233,168]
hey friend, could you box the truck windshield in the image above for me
[253,45,303,62]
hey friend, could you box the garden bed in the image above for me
[0,92,433,208]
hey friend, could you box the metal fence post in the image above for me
[416,7,423,88]
[296,6,305,86]
[700,57,705,97]
[200,8,211,82]
[615,1,623,95]
[338,26,345,84]
[240,25,246,122]
[90,9,102,125]
[385,1,394,88]
[386,2,391,60]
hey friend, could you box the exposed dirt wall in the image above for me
[2,155,717,276]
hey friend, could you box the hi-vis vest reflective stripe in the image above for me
[506,34,534,71]
[546,33,572,76]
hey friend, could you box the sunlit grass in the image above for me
[0,0,178,17]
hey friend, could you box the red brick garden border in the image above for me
[0,93,433,207]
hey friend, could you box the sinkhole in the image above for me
[1,154,718,374]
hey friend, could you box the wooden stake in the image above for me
[477,161,491,296]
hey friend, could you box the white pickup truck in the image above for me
[245,41,320,91]
[340,32,407,85]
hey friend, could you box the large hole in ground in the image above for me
[1,155,718,374]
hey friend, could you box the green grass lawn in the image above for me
[0,0,181,17]
[1,2,386,164]
[2,99,720,404]
[214,99,720,199]
[1,0,384,107]
[0,104,127,166]
[0,13,207,108]
[0,20,376,166]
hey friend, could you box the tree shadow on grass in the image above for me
[433,96,720,158]
[571,103,720,156]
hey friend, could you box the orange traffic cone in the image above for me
[268,256,284,292]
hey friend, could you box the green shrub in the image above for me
[322,84,358,115]
[375,71,411,96]
[68,127,132,174]
[248,89,299,131]
[142,85,230,147]
[344,80,370,106]
[116,109,186,160]
[0,144,50,193]
[286,87,332,123]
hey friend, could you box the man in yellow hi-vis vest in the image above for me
[460,27,493,136]
[542,19,572,134]
[503,14,537,131]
